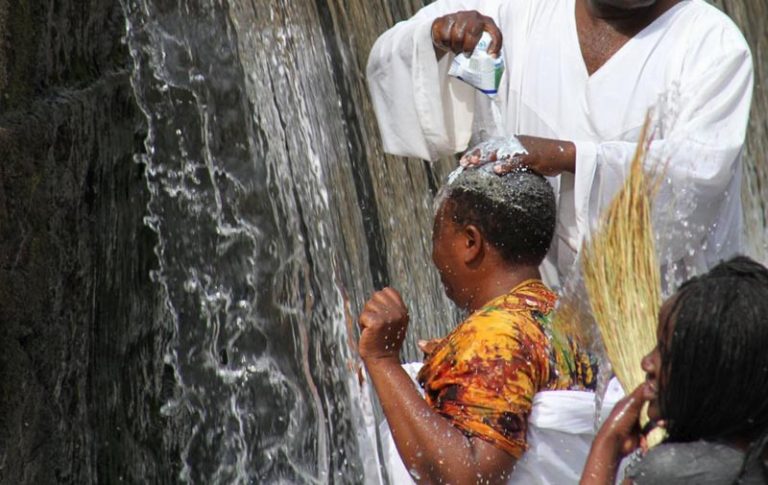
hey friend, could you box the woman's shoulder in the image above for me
[626,440,753,484]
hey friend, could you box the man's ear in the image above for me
[463,225,484,264]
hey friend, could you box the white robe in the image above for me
[367,0,753,286]
[377,363,626,485]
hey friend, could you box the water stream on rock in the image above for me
[121,0,456,482]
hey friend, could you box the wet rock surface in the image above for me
[0,1,179,483]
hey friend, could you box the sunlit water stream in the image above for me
[121,0,457,482]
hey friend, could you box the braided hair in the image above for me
[658,256,768,481]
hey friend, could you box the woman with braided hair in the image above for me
[582,256,768,484]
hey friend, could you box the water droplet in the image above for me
[184,278,198,293]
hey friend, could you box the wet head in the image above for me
[431,167,556,309]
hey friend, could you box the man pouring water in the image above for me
[367,0,753,288]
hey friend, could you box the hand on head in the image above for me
[432,11,502,57]
[358,287,409,362]
[460,135,576,176]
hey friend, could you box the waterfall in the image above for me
[120,0,456,482]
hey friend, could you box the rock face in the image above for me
[0,1,179,483]
[119,0,458,481]
[0,0,454,482]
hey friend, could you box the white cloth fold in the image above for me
[377,363,625,484]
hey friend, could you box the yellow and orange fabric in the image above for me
[417,279,595,458]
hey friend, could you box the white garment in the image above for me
[378,364,625,484]
[367,0,753,286]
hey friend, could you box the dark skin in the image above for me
[358,202,540,484]
[579,383,656,485]
[431,0,681,175]
[578,0,680,75]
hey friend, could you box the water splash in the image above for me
[121,0,378,481]
[119,0,459,481]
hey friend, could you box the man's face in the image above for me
[591,0,658,11]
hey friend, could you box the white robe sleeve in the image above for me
[572,43,753,268]
[366,0,503,161]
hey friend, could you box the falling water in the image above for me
[120,0,456,482]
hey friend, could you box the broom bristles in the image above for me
[581,115,662,393]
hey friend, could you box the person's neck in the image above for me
[583,0,679,32]
[465,265,542,313]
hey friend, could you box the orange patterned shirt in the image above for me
[417,279,595,458]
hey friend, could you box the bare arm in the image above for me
[581,384,653,485]
[359,289,516,484]
[580,434,624,485]
[461,135,576,176]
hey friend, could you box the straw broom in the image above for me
[580,116,662,394]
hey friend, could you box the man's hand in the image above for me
[460,135,576,176]
[358,288,409,363]
[507,135,576,176]
[432,11,502,58]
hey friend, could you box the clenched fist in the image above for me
[358,287,409,362]
[431,10,502,57]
